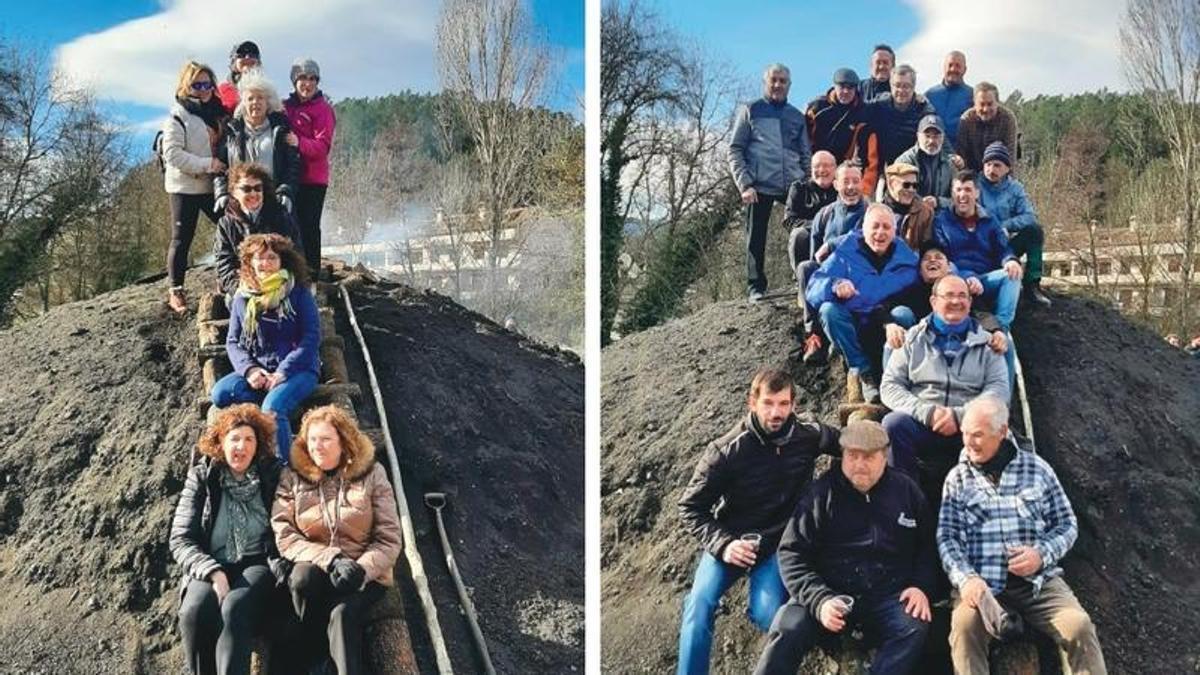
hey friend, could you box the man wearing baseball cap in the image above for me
[895,114,964,210]
[806,68,881,197]
[753,420,934,675]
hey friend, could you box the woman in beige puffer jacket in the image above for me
[272,404,403,674]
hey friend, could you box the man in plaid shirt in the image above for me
[938,396,1107,674]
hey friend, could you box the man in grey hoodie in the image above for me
[729,63,812,303]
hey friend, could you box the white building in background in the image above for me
[1042,218,1198,317]
[323,217,524,300]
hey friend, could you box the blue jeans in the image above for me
[882,411,964,506]
[819,302,912,375]
[973,269,1021,329]
[752,593,929,675]
[881,306,917,371]
[211,370,319,463]
[677,552,788,675]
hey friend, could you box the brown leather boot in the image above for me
[168,287,188,314]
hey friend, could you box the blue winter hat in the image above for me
[983,141,1012,167]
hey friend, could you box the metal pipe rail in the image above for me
[339,283,455,675]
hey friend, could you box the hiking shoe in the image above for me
[845,369,864,404]
[748,289,765,304]
[802,334,826,364]
[1025,282,1052,307]
[167,288,188,315]
[860,371,881,404]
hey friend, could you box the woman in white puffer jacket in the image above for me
[162,60,228,314]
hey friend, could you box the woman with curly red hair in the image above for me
[170,403,287,675]
[210,233,319,464]
[272,405,403,674]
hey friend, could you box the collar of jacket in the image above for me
[836,199,866,214]
[956,434,1023,472]
[761,95,789,108]
[914,315,992,348]
[288,91,325,106]
[743,410,798,447]
[950,204,992,226]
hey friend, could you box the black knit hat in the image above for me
[231,41,261,60]
[982,141,1012,167]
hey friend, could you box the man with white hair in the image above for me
[213,69,301,214]
[783,150,838,266]
[806,203,918,402]
[939,396,1107,674]
[729,63,812,303]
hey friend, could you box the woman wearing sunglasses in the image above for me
[162,60,228,314]
[214,164,303,296]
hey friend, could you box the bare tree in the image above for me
[600,0,687,345]
[437,0,550,315]
[1120,0,1200,332]
[0,43,125,323]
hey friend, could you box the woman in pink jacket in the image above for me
[284,58,336,276]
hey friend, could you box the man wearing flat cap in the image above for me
[729,64,812,303]
[753,420,934,675]
[806,68,881,197]
[882,162,935,250]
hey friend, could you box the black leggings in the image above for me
[178,561,273,675]
[167,193,219,287]
[295,185,327,276]
[284,562,384,675]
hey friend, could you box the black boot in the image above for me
[1025,281,1051,307]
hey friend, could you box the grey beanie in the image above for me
[290,58,321,83]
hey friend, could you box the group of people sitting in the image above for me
[676,366,1106,675]
[731,47,1050,406]
[160,39,335,314]
[160,45,387,669]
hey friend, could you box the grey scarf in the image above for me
[219,465,268,562]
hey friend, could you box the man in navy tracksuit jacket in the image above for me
[753,420,935,675]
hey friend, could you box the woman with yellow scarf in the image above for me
[211,232,319,464]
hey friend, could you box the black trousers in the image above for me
[286,562,385,675]
[178,560,273,675]
[295,185,328,277]
[167,192,219,287]
[744,193,784,294]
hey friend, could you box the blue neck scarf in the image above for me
[930,314,972,362]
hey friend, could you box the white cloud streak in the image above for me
[898,0,1127,98]
[55,0,441,111]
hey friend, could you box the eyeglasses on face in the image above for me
[236,183,264,193]
[191,80,214,91]
[935,292,970,301]
[899,181,918,189]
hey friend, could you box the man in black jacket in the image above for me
[784,150,838,273]
[675,367,840,675]
[753,420,933,675]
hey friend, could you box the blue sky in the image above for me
[652,0,1126,107]
[2,0,582,155]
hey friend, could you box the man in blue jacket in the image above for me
[806,204,918,402]
[978,142,1051,306]
[752,420,933,675]
[933,170,1022,332]
[729,63,812,303]
[924,51,973,149]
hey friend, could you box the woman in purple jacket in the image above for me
[211,233,320,464]
[284,58,336,276]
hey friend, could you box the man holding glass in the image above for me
[675,367,839,675]
[938,396,1107,674]
[752,419,934,675]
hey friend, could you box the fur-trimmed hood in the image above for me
[288,432,377,484]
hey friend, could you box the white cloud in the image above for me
[55,0,441,111]
[899,0,1127,98]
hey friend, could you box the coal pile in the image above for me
[0,265,583,674]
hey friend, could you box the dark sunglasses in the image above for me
[190,81,214,91]
[237,184,264,193]
[900,181,918,189]
[296,74,319,82]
